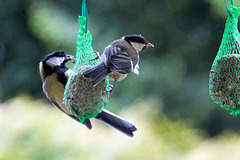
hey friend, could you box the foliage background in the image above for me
[1,0,240,159]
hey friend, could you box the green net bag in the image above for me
[209,0,240,115]
[63,0,110,123]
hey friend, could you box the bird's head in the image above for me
[39,51,74,81]
[41,51,74,68]
[122,34,154,52]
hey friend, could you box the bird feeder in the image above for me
[63,0,110,123]
[209,0,240,115]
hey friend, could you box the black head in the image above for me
[39,51,74,81]
[122,34,154,52]
[123,34,148,44]
[41,51,74,68]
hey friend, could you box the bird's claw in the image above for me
[104,84,114,96]
[89,51,101,62]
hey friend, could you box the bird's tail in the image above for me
[83,62,110,86]
[69,114,92,130]
[95,109,137,137]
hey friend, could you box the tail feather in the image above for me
[69,115,92,130]
[83,63,110,86]
[95,109,137,137]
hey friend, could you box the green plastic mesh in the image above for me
[63,0,110,123]
[209,4,240,115]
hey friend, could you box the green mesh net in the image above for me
[209,1,240,115]
[63,0,110,123]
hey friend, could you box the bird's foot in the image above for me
[89,51,101,62]
[104,84,114,96]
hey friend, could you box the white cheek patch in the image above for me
[131,42,145,52]
[46,57,65,68]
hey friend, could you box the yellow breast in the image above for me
[108,72,127,82]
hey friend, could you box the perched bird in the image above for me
[39,51,137,137]
[83,34,154,91]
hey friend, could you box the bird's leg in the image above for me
[89,51,102,62]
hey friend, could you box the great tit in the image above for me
[83,34,154,91]
[39,51,137,137]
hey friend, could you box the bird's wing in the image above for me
[101,46,133,73]
[109,52,133,73]
[101,46,121,62]
[42,78,92,130]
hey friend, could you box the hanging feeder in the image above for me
[209,0,240,115]
[63,0,110,123]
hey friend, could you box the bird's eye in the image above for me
[57,52,64,57]
[140,39,144,43]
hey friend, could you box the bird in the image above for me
[39,51,137,137]
[83,34,154,92]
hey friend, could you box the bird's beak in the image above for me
[65,54,75,61]
[145,42,154,48]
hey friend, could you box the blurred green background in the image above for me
[1,0,240,159]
